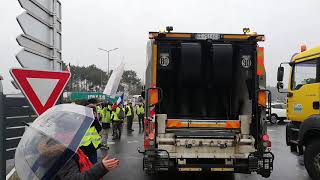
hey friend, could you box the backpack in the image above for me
[118,108,125,119]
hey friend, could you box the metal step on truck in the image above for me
[139,27,274,178]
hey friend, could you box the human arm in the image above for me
[55,159,108,180]
[55,156,119,180]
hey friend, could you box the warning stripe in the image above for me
[225,121,240,128]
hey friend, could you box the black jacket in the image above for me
[54,154,108,180]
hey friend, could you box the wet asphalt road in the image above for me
[99,123,311,180]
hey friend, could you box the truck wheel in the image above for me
[304,140,320,180]
[270,114,278,124]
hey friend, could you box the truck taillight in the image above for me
[262,134,271,148]
[257,47,264,76]
[149,89,159,105]
[258,91,267,107]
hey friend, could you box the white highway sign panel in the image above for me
[16,0,62,71]
[18,0,62,30]
[16,48,61,71]
[17,12,61,49]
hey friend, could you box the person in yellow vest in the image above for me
[80,104,102,163]
[125,102,134,132]
[100,102,112,149]
[136,103,145,130]
[96,104,103,121]
[111,104,122,140]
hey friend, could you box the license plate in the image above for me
[195,33,221,40]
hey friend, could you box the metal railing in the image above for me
[0,82,36,179]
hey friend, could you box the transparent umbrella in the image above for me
[15,104,95,180]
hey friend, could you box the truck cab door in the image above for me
[287,59,320,122]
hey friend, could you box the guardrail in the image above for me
[0,92,36,179]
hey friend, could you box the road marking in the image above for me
[6,168,15,180]
[108,141,115,145]
[268,129,276,132]
[128,140,139,144]
[123,156,141,160]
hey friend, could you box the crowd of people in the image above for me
[97,101,145,142]
[54,99,145,179]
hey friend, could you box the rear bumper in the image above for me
[139,149,274,178]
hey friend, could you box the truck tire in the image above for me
[304,140,320,180]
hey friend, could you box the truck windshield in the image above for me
[292,59,318,90]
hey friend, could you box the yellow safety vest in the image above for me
[80,126,101,148]
[137,106,145,115]
[126,105,132,117]
[112,107,120,121]
[101,107,111,123]
[90,127,101,148]
[97,106,103,114]
[80,129,91,147]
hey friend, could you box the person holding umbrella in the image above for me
[15,104,120,180]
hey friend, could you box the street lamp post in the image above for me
[98,47,119,76]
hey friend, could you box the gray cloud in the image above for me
[1,0,320,93]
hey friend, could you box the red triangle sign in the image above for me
[10,68,71,115]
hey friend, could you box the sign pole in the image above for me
[53,0,58,71]
[0,81,5,180]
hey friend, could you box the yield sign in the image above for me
[10,68,70,115]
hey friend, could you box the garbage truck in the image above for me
[139,27,274,178]
[277,45,320,180]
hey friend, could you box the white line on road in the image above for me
[6,168,15,180]
[128,140,139,144]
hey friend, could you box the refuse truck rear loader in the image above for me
[140,27,274,178]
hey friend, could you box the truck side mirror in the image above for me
[277,66,284,82]
[277,82,284,90]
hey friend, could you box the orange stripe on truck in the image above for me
[167,120,183,128]
[167,120,240,129]
[225,121,240,128]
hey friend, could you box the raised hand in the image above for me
[102,155,120,171]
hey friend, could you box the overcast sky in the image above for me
[1,0,320,93]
